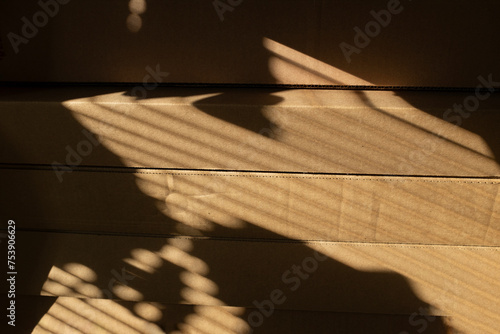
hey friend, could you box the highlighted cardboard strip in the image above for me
[1,88,499,176]
[3,168,499,246]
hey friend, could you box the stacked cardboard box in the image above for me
[1,1,499,333]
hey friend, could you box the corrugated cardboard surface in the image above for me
[2,1,500,333]
[1,0,500,86]
[9,231,500,323]
[1,87,499,176]
[3,168,499,245]
[1,87,499,333]
[13,295,450,334]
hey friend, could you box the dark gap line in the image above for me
[5,227,499,249]
[0,81,498,92]
[0,163,498,179]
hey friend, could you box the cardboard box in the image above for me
[1,86,499,333]
[1,1,499,333]
[1,0,500,86]
[13,295,449,334]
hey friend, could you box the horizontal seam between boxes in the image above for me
[1,165,499,184]
[12,229,500,251]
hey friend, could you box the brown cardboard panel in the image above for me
[12,296,450,334]
[1,1,499,86]
[1,87,499,176]
[2,167,499,245]
[11,231,496,333]
[11,295,166,334]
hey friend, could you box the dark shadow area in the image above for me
[125,86,285,136]
[2,1,499,87]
